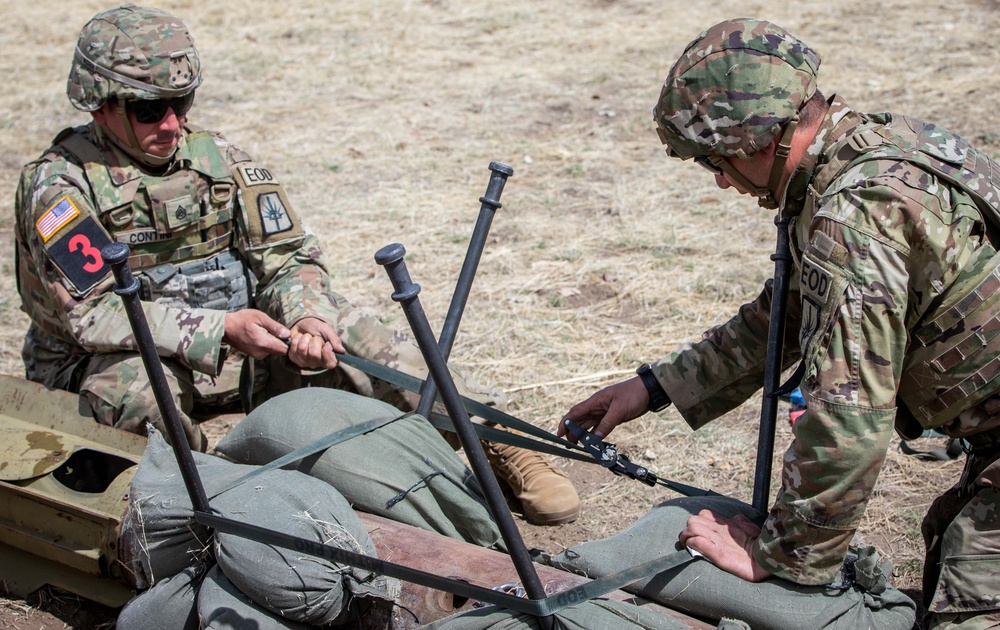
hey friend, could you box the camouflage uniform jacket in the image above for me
[655,95,1000,585]
[15,122,342,390]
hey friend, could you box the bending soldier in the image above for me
[561,18,1000,627]
[14,3,579,526]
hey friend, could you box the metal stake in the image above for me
[416,162,513,419]
[101,242,211,513]
[375,243,552,625]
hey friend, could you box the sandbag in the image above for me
[120,432,254,588]
[215,388,501,548]
[122,430,398,626]
[116,563,203,630]
[547,496,917,630]
[424,597,695,629]
[211,464,398,626]
[198,564,313,630]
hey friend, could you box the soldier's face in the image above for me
[93,100,185,158]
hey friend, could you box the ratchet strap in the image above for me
[336,352,715,497]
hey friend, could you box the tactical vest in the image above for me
[809,113,1000,431]
[56,128,251,312]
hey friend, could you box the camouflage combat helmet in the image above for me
[653,19,821,208]
[67,3,201,112]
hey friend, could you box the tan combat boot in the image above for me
[483,437,580,526]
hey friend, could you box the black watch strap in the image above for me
[637,363,671,412]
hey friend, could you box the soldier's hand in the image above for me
[679,510,771,583]
[557,376,648,442]
[223,310,291,359]
[287,317,344,370]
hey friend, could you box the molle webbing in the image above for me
[900,254,1000,426]
[52,130,251,312]
[128,230,233,269]
[55,128,238,271]
[139,248,250,312]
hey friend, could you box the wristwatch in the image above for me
[636,363,671,412]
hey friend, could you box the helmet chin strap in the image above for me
[763,116,799,209]
[104,100,176,168]
[709,116,799,210]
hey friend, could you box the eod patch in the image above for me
[799,256,832,351]
[797,231,848,355]
[233,162,303,250]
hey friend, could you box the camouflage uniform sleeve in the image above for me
[223,139,342,328]
[16,161,226,376]
[753,166,983,585]
[656,280,803,429]
[250,229,343,328]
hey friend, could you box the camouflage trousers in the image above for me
[75,301,505,452]
[921,441,1000,629]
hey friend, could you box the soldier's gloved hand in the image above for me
[679,510,771,583]
[223,309,291,359]
[557,376,648,442]
[287,317,344,370]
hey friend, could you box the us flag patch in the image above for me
[36,195,81,242]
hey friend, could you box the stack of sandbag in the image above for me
[118,430,398,629]
[545,495,918,630]
[213,388,502,549]
[118,388,507,629]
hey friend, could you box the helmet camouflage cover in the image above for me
[653,18,821,160]
[67,3,201,112]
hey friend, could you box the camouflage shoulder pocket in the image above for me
[232,162,304,251]
[798,231,852,383]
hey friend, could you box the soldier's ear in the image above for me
[91,101,117,127]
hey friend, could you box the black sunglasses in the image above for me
[693,155,725,176]
[126,92,196,124]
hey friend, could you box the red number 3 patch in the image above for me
[47,216,112,293]
[69,233,104,273]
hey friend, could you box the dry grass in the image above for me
[2,0,998,626]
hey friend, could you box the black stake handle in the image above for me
[375,243,552,623]
[416,162,513,419]
[101,242,211,514]
[752,215,795,514]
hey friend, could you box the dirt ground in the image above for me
[2,0,999,627]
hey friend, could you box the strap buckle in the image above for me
[562,419,658,486]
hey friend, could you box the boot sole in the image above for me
[523,505,581,526]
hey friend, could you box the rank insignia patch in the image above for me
[47,216,113,293]
[36,195,81,242]
[258,192,292,235]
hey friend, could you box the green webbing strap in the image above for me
[196,509,696,617]
[336,352,583,449]
[209,412,412,498]
[529,547,696,615]
[426,411,595,463]
[338,353,716,495]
